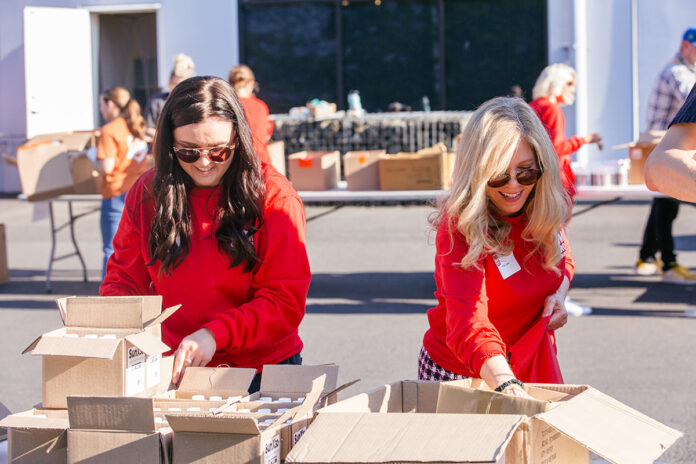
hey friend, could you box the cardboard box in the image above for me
[23,296,179,409]
[308,102,337,119]
[268,141,286,177]
[242,364,340,405]
[165,375,327,464]
[156,366,256,404]
[343,150,385,191]
[15,131,100,201]
[288,151,340,191]
[0,224,8,285]
[379,144,449,191]
[67,396,172,464]
[0,407,69,464]
[612,130,665,185]
[288,379,682,464]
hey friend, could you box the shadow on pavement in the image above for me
[587,306,691,318]
[306,301,431,314]
[308,272,436,300]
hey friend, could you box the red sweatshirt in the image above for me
[240,96,274,165]
[529,97,586,199]
[422,214,574,382]
[100,164,310,371]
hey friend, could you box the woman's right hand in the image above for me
[500,383,533,398]
[584,133,603,150]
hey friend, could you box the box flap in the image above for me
[144,304,180,328]
[165,413,260,435]
[64,296,162,329]
[178,367,256,396]
[25,332,121,359]
[319,381,401,413]
[0,409,68,431]
[436,382,550,416]
[125,331,171,356]
[56,297,69,325]
[286,412,525,463]
[67,396,155,432]
[535,387,683,464]
[260,364,338,394]
[287,375,326,421]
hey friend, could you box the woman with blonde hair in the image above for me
[530,63,602,199]
[229,64,274,164]
[97,85,150,279]
[418,97,574,396]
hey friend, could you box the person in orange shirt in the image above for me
[229,65,274,164]
[97,86,150,279]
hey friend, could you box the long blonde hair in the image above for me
[440,96,570,271]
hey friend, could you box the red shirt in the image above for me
[240,96,274,165]
[100,165,309,371]
[422,214,574,381]
[529,97,586,198]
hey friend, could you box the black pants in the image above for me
[248,352,302,394]
[639,198,680,269]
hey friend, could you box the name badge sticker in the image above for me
[493,252,521,280]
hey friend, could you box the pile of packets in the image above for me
[0,295,685,464]
[0,296,343,464]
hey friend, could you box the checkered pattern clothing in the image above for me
[646,54,696,131]
[417,346,468,381]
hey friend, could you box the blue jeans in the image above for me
[100,193,126,280]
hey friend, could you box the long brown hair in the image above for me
[101,86,146,139]
[149,76,264,275]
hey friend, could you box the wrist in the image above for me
[494,378,524,393]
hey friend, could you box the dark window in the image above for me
[343,1,439,112]
[240,0,546,112]
[241,3,337,113]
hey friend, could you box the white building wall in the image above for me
[0,0,239,193]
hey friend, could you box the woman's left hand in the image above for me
[542,291,568,330]
[171,328,217,384]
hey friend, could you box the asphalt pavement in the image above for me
[0,196,695,463]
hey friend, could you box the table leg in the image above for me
[46,202,56,293]
[68,201,88,282]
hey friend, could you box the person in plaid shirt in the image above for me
[636,28,696,284]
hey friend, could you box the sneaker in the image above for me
[565,297,592,316]
[635,257,663,276]
[662,262,696,285]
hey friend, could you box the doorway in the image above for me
[97,13,159,116]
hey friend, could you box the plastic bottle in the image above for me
[422,96,431,112]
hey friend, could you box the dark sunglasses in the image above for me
[487,168,543,188]
[172,144,236,163]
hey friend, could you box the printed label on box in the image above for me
[293,426,307,445]
[263,435,281,464]
[126,347,146,396]
[146,354,161,388]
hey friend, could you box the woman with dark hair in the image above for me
[97,86,150,279]
[100,76,310,391]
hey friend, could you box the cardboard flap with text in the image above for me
[260,364,339,395]
[166,413,261,435]
[68,396,156,432]
[177,367,256,397]
[286,412,525,464]
[63,296,163,329]
[534,387,683,464]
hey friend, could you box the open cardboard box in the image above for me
[242,364,341,406]
[0,407,69,464]
[23,296,178,408]
[379,144,450,191]
[287,379,682,464]
[612,130,666,185]
[67,396,172,464]
[164,375,327,463]
[14,131,100,201]
[155,366,256,405]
